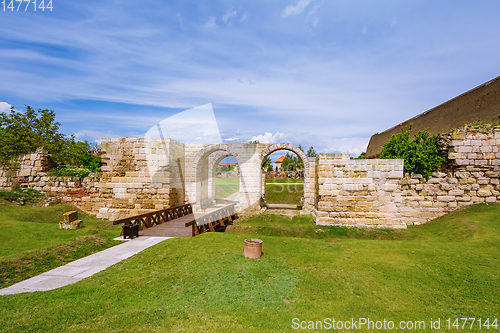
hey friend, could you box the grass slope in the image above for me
[214,177,240,199]
[0,204,499,331]
[0,201,121,288]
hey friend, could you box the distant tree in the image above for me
[0,105,102,171]
[61,136,102,172]
[280,152,303,171]
[355,152,366,159]
[306,146,317,157]
[248,140,260,144]
[262,157,272,171]
[0,106,65,164]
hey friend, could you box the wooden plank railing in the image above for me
[185,203,239,237]
[113,203,193,235]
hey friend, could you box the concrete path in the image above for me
[0,236,171,296]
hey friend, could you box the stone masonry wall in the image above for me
[97,138,186,220]
[313,126,500,228]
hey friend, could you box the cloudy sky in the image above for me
[1,0,499,157]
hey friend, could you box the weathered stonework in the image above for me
[2,125,499,227]
[313,126,500,228]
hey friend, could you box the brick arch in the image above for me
[260,143,310,179]
[191,144,243,175]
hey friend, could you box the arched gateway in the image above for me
[100,138,315,213]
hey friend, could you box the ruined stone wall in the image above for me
[97,138,185,220]
[314,126,500,228]
[313,154,407,228]
[0,148,52,189]
[366,75,500,158]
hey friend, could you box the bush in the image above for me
[380,124,445,178]
[0,187,44,205]
[49,166,92,179]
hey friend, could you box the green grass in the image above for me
[1,203,500,332]
[0,200,121,288]
[265,184,303,205]
[214,177,240,199]
[266,178,304,183]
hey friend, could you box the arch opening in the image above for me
[191,144,243,208]
[260,147,306,207]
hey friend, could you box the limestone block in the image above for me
[477,178,490,185]
[448,153,463,160]
[485,196,497,203]
[477,189,492,197]
[448,189,464,196]
[441,183,454,191]
[458,146,472,153]
[447,178,458,184]
[437,196,455,202]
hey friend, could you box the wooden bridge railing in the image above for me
[113,203,193,235]
[185,203,238,237]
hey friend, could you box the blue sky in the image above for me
[1,0,500,158]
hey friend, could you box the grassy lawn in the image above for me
[1,203,499,332]
[265,183,304,205]
[214,177,240,199]
[266,178,304,183]
[0,200,121,288]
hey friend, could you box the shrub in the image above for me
[0,187,44,205]
[50,165,92,179]
[380,124,445,178]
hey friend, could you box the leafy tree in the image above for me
[262,157,272,171]
[280,152,303,171]
[0,105,102,171]
[61,136,102,172]
[380,124,445,178]
[355,152,366,159]
[306,146,317,157]
[248,140,260,144]
[0,106,65,164]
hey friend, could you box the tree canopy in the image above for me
[380,124,444,178]
[0,105,101,171]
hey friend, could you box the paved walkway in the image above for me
[0,236,171,296]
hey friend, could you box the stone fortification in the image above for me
[314,125,500,228]
[2,126,499,228]
[366,75,500,158]
[97,138,186,220]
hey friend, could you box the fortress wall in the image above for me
[314,126,500,228]
[366,76,500,158]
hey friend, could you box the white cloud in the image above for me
[323,137,370,157]
[222,8,237,23]
[362,26,367,34]
[205,16,217,28]
[240,11,248,22]
[281,0,312,18]
[0,102,12,113]
[251,132,286,143]
[311,16,319,28]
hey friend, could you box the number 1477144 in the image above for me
[2,0,53,11]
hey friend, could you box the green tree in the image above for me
[0,106,65,164]
[355,152,366,159]
[262,157,272,171]
[61,136,102,172]
[306,146,317,157]
[280,152,303,171]
[380,124,445,178]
